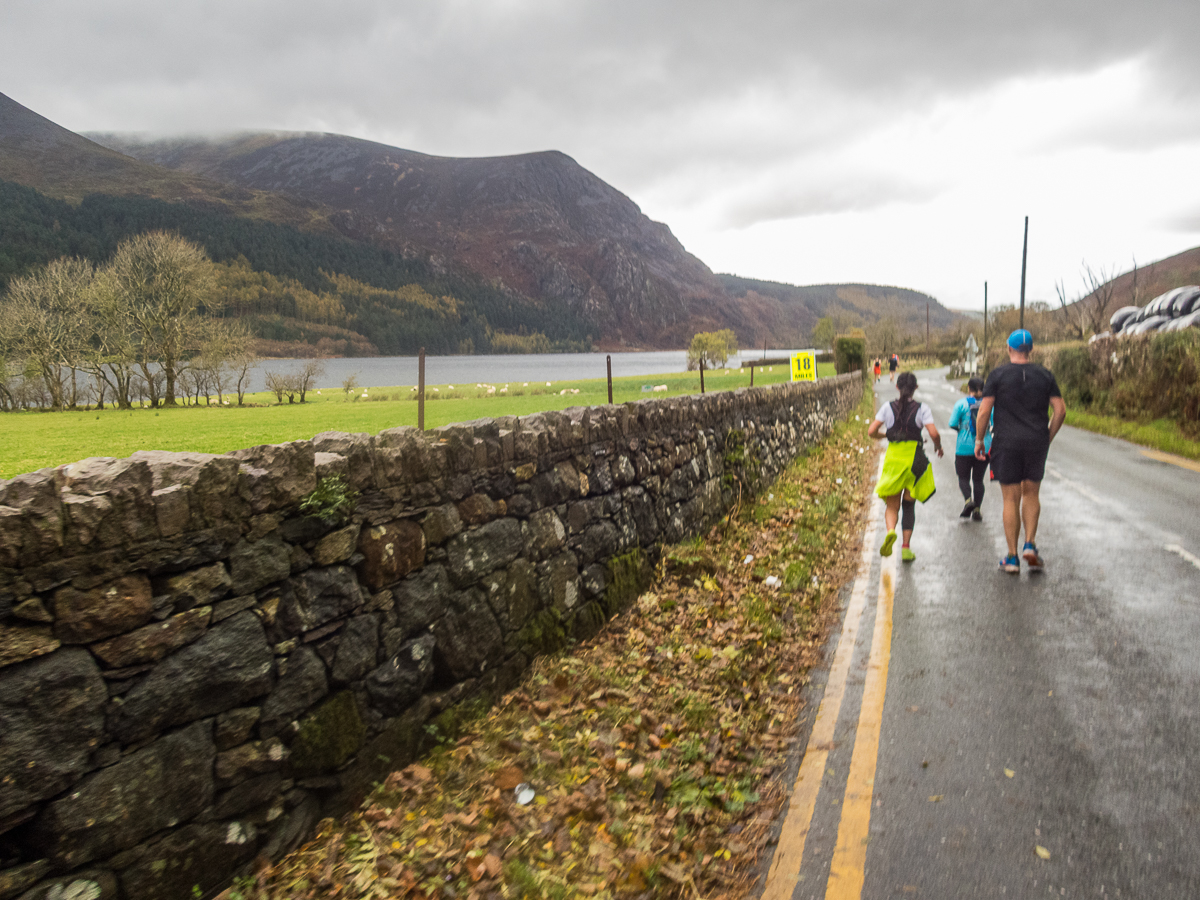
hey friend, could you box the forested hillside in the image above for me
[0,180,592,355]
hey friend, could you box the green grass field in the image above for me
[0,362,834,478]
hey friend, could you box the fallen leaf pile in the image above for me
[242,389,879,900]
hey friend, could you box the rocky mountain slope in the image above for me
[0,92,962,351]
[90,132,735,346]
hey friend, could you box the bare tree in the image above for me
[342,373,360,401]
[105,232,216,407]
[224,329,259,407]
[1055,280,1086,340]
[82,267,139,409]
[1080,262,1119,336]
[264,371,288,404]
[0,258,94,410]
[193,320,251,406]
[1056,262,1119,339]
[295,359,326,403]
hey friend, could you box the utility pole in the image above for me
[417,347,426,432]
[983,281,988,372]
[1019,216,1029,330]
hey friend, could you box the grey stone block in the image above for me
[110,612,274,744]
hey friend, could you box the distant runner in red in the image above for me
[975,329,1067,574]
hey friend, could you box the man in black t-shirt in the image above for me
[974,329,1066,574]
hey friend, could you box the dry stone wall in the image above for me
[0,374,860,900]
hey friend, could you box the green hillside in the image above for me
[0,180,593,355]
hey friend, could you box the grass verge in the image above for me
[1065,408,1200,462]
[239,386,879,900]
[0,363,834,478]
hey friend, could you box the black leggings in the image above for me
[955,454,988,506]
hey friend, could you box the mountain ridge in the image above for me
[1,91,965,351]
[89,130,732,346]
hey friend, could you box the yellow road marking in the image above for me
[824,553,896,900]
[762,458,883,900]
[1139,448,1200,474]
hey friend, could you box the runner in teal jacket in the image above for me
[948,377,992,521]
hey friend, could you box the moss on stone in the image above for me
[428,696,489,745]
[569,602,606,641]
[289,691,366,777]
[603,548,652,616]
[722,428,761,488]
[514,608,568,656]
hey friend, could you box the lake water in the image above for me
[251,350,811,393]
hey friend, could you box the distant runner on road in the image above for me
[868,372,944,562]
[975,329,1067,573]
[949,376,992,520]
[888,353,899,382]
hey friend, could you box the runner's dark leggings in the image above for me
[955,454,987,506]
[901,498,915,531]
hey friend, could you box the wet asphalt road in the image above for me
[778,370,1200,899]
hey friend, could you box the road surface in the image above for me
[762,369,1200,899]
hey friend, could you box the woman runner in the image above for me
[867,372,944,561]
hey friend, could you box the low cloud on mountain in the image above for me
[3,0,1199,308]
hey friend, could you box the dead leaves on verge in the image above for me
[242,392,879,900]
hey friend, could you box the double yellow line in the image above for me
[763,483,897,900]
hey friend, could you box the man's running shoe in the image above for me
[959,502,974,519]
[971,508,983,522]
[1022,542,1044,572]
[880,530,897,557]
[901,547,916,563]
[999,554,1020,574]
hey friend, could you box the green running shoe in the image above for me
[880,530,897,557]
[901,547,916,563]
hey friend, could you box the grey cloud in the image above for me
[721,176,942,229]
[1161,211,1200,234]
[7,0,1200,143]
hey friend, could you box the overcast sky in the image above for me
[4,0,1200,310]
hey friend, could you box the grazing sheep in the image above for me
[652,385,668,392]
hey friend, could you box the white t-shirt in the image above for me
[875,401,934,433]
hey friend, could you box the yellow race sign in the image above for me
[791,351,816,382]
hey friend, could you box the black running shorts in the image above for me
[990,443,1048,485]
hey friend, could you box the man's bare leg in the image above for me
[1000,483,1023,557]
[1021,480,1041,546]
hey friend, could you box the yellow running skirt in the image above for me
[876,440,936,502]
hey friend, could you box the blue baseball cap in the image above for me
[1007,329,1033,352]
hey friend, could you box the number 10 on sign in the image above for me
[791,352,816,382]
